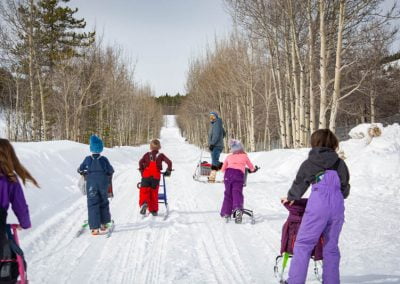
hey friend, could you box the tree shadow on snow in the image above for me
[341,274,400,283]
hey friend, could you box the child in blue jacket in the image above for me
[78,135,114,235]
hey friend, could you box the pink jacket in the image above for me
[221,153,255,174]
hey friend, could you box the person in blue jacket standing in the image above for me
[208,112,225,182]
[78,135,114,235]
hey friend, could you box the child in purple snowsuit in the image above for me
[281,129,350,284]
[220,139,257,222]
[0,139,39,229]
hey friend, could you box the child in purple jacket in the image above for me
[0,139,39,229]
[281,129,350,284]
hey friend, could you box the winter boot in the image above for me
[208,169,217,183]
[234,209,243,224]
[140,202,148,215]
[151,211,158,216]
[217,162,223,170]
[100,224,108,232]
[91,229,100,236]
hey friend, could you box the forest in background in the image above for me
[1,0,400,151]
[177,0,400,151]
[0,0,162,147]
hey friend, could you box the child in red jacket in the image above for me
[139,139,172,216]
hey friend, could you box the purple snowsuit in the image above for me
[0,176,31,229]
[220,168,244,216]
[288,159,346,283]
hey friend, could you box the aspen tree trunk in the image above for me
[329,0,346,132]
[291,42,300,147]
[15,73,20,141]
[28,0,36,140]
[271,65,286,148]
[308,0,316,134]
[319,0,328,129]
[36,68,47,140]
[283,39,293,148]
[248,69,256,151]
[370,95,376,123]
[236,95,242,139]
[288,0,302,147]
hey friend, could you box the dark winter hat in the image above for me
[229,139,244,153]
[89,135,104,154]
[209,112,219,118]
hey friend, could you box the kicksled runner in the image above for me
[274,199,323,283]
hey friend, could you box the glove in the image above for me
[209,145,215,151]
[250,165,259,173]
[164,170,172,177]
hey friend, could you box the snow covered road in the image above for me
[12,116,400,283]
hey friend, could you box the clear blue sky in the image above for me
[72,0,233,96]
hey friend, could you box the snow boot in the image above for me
[151,211,158,216]
[91,229,100,235]
[223,215,231,223]
[140,203,148,215]
[208,170,217,183]
[234,209,243,224]
[100,224,108,232]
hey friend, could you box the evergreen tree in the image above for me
[37,0,95,70]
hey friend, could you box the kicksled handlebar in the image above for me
[136,169,174,189]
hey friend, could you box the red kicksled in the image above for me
[0,224,28,284]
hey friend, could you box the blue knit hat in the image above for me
[229,139,244,153]
[89,135,104,153]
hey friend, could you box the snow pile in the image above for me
[348,123,383,139]
[7,118,400,283]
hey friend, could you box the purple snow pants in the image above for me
[220,168,245,217]
[288,170,345,284]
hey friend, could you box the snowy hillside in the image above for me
[11,116,400,283]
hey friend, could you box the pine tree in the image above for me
[13,0,95,140]
[37,0,95,70]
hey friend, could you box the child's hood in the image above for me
[308,147,339,169]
